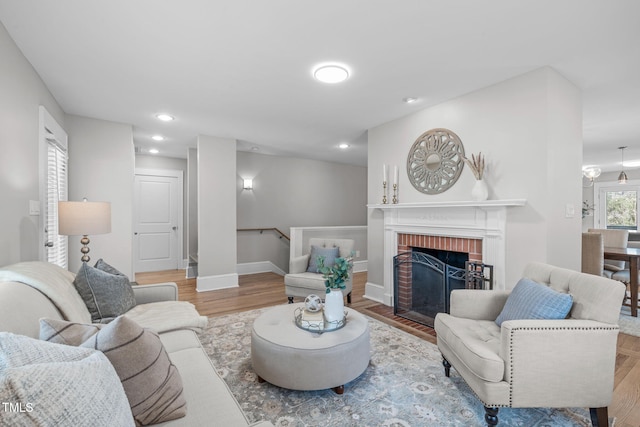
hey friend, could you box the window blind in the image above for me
[45,128,68,268]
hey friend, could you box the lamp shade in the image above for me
[58,201,111,236]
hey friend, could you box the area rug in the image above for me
[197,308,605,427]
[619,306,640,337]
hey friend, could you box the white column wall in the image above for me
[197,135,238,291]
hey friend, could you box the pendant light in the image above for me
[618,146,628,184]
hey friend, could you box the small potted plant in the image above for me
[316,254,354,324]
[317,255,352,292]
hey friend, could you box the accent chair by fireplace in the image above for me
[284,238,354,304]
[434,262,625,427]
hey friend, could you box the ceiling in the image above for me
[0,1,638,170]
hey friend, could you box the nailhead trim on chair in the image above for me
[506,325,619,407]
[444,324,620,411]
[441,358,508,409]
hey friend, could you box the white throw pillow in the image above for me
[0,332,134,427]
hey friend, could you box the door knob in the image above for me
[44,241,53,248]
[172,226,177,230]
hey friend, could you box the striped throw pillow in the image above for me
[41,316,187,425]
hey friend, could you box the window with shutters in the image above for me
[45,134,68,267]
[39,106,68,268]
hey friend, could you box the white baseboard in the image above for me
[353,260,368,273]
[237,261,286,276]
[196,273,238,292]
[364,281,388,305]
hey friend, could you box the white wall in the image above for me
[65,115,135,277]
[135,154,188,261]
[187,147,198,262]
[0,21,65,266]
[367,67,582,292]
[237,151,367,272]
[197,135,238,290]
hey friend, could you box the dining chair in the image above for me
[581,232,604,276]
[587,228,629,278]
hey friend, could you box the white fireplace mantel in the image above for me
[368,199,526,210]
[367,199,526,306]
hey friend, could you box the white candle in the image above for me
[394,165,399,186]
[383,164,388,183]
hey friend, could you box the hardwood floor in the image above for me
[136,269,640,427]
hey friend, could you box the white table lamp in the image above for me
[58,199,111,263]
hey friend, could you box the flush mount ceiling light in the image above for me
[313,64,349,83]
[403,97,418,104]
[339,143,350,149]
[155,113,174,122]
[618,146,628,184]
[152,135,164,141]
[149,148,159,154]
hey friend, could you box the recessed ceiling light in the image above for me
[152,135,164,141]
[313,64,349,83]
[156,114,174,122]
[149,148,159,154]
[403,97,418,104]
[339,143,350,149]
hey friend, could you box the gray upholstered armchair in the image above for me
[284,238,354,304]
[434,262,625,427]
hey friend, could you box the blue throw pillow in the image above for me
[307,245,340,273]
[495,278,573,326]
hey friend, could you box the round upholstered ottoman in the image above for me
[251,303,370,394]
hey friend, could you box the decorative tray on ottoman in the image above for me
[294,307,347,333]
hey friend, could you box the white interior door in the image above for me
[134,169,183,272]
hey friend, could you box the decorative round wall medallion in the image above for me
[406,128,465,194]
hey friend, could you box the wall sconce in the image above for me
[58,198,111,263]
[243,178,253,190]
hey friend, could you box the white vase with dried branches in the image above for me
[464,152,489,201]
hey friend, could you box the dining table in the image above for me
[604,246,639,317]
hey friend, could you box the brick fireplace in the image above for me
[397,234,482,262]
[394,234,484,326]
[366,200,526,307]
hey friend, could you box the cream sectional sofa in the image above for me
[0,261,273,427]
